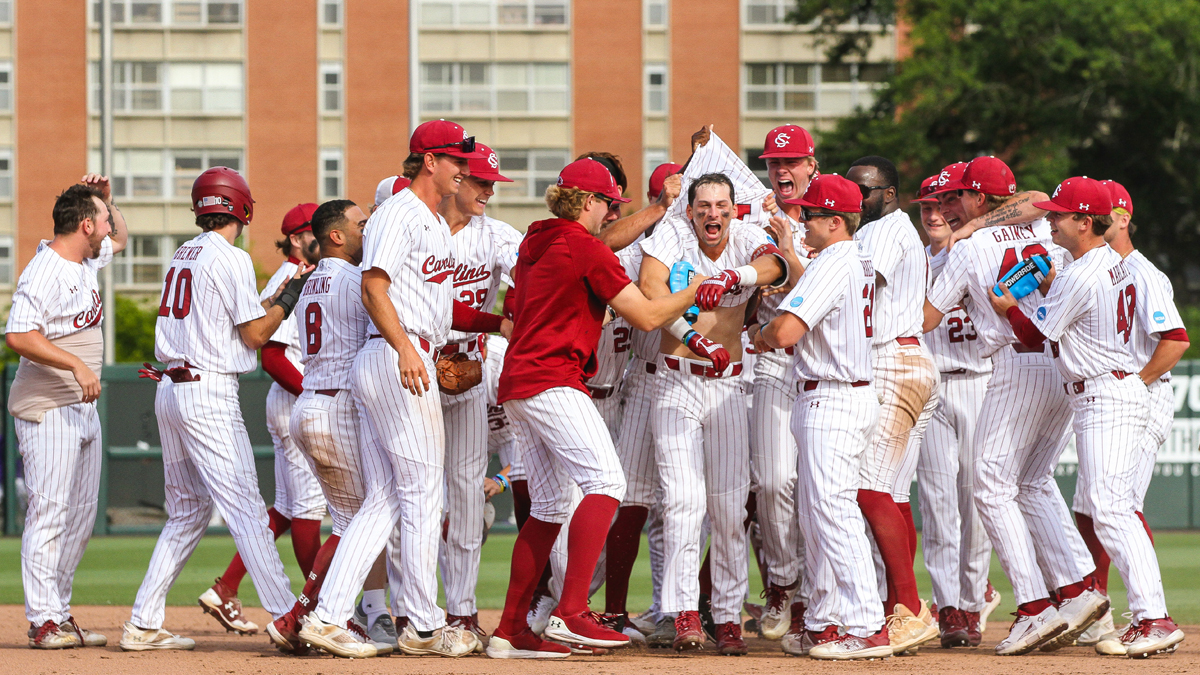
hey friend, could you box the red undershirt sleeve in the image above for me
[1006,306,1047,350]
[1160,328,1189,342]
[262,341,304,396]
[452,300,504,334]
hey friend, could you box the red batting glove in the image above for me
[685,331,731,373]
[138,362,163,382]
[695,269,740,311]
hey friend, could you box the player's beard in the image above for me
[861,198,884,225]
[88,230,105,259]
[303,236,320,264]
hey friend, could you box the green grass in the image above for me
[3,531,1199,623]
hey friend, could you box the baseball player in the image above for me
[435,142,522,643]
[750,173,889,660]
[923,157,1104,655]
[842,156,939,653]
[264,199,398,656]
[575,151,681,252]
[201,202,326,635]
[7,176,126,649]
[296,120,505,658]
[640,172,788,655]
[487,158,703,659]
[909,172,997,647]
[122,167,302,651]
[991,176,1182,658]
[1082,180,1189,654]
[373,175,411,213]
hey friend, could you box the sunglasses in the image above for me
[858,184,892,199]
[593,193,615,206]
[423,136,477,154]
[801,209,839,221]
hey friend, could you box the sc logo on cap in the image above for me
[1154,311,1166,324]
[1036,306,1047,320]
[775,133,791,148]
[790,296,804,307]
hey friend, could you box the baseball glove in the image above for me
[436,353,483,395]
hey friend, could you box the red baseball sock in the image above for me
[605,505,648,615]
[896,501,917,566]
[1057,578,1089,601]
[511,480,531,531]
[221,507,291,593]
[1018,598,1053,615]
[1074,512,1110,594]
[293,534,340,618]
[1136,511,1155,544]
[498,517,561,636]
[558,494,620,616]
[699,544,713,598]
[290,518,323,579]
[857,489,919,612]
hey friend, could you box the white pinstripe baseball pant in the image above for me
[891,370,939,504]
[654,356,749,624]
[749,348,804,589]
[1071,375,1166,620]
[792,382,884,637]
[266,384,326,520]
[289,389,366,536]
[131,374,296,629]
[314,336,446,632]
[439,382,489,616]
[916,372,992,612]
[973,348,1091,606]
[17,403,102,626]
[1133,379,1173,505]
[614,359,659,507]
[861,340,937,493]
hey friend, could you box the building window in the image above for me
[744,0,794,25]
[645,63,666,115]
[0,62,11,112]
[320,62,343,114]
[645,148,668,187]
[0,236,13,286]
[321,149,343,199]
[0,149,11,199]
[0,1,11,24]
[92,0,242,26]
[321,0,343,26]
[421,62,569,114]
[645,0,665,27]
[113,234,193,287]
[170,149,242,196]
[88,148,242,199]
[743,62,888,114]
[495,148,569,202]
[419,0,568,27]
[94,61,244,114]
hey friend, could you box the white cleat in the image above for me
[1076,608,1114,646]
[1123,617,1185,659]
[995,607,1068,656]
[396,623,478,657]
[623,625,648,646]
[1040,590,1109,652]
[528,594,556,637]
[980,585,1001,633]
[628,611,659,636]
[28,621,81,650]
[297,614,377,658]
[118,622,197,651]
[759,583,798,641]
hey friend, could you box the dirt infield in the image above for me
[4,606,1195,675]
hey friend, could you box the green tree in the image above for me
[797,0,1200,299]
[114,295,157,363]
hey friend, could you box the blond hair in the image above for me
[545,185,590,221]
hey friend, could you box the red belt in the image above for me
[645,362,657,374]
[368,334,432,353]
[588,386,616,400]
[1012,343,1043,354]
[166,362,200,383]
[315,389,340,397]
[1065,371,1132,395]
[896,337,920,346]
[663,356,742,379]
[439,339,477,357]
[800,380,868,392]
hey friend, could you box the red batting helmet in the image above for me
[191,167,255,224]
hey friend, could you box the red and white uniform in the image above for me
[588,315,631,439]
[642,218,775,625]
[613,240,662,509]
[132,232,296,629]
[7,237,112,627]
[440,214,521,617]
[1031,244,1163,620]
[927,221,1091,606]
[780,238,884,637]
[289,257,370,536]
[916,246,993,613]
[314,188,456,633]
[483,336,520,480]
[259,259,326,522]
[853,208,938,499]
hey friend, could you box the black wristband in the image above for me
[273,271,312,319]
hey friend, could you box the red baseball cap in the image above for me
[914,175,941,203]
[950,156,1017,196]
[467,143,512,182]
[1101,179,1133,215]
[926,162,968,197]
[409,119,486,159]
[759,125,816,159]
[557,158,630,203]
[281,202,319,236]
[374,175,412,208]
[648,162,683,200]
[784,173,862,213]
[1034,177,1113,215]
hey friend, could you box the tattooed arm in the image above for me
[948,190,1050,249]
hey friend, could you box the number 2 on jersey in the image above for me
[863,283,875,338]
[612,326,631,353]
[157,268,193,319]
[1115,284,1136,343]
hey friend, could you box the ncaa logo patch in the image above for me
[1154,311,1166,324]
[790,296,804,307]
[1036,306,1047,320]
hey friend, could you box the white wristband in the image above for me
[733,265,758,287]
[666,317,692,341]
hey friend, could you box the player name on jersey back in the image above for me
[296,257,368,391]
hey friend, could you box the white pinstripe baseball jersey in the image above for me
[924,245,991,375]
[484,335,514,453]
[6,237,113,339]
[779,239,874,383]
[153,231,265,374]
[1123,250,1185,379]
[620,239,662,362]
[590,316,632,389]
[642,219,777,308]
[446,214,521,343]
[1032,244,1138,381]
[927,219,1062,358]
[758,214,808,323]
[663,130,774,233]
[296,257,369,391]
[260,259,303,371]
[361,188,455,344]
[854,209,927,343]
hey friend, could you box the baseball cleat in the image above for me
[349,614,395,656]
[939,606,969,648]
[759,582,798,640]
[886,601,939,654]
[545,610,629,649]
[672,610,705,652]
[716,622,748,655]
[645,616,676,648]
[1076,608,1115,646]
[266,612,311,656]
[297,614,377,658]
[743,601,764,637]
[485,628,570,659]
[809,628,892,660]
[628,610,659,636]
[1040,589,1108,652]
[64,616,107,647]
[447,613,488,652]
[527,592,556,636]
[1122,617,1185,658]
[396,622,478,657]
[28,621,81,649]
[780,604,819,656]
[980,582,1001,632]
[198,578,259,635]
[994,606,1067,655]
[118,622,196,651]
[598,613,647,646]
[698,594,717,641]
